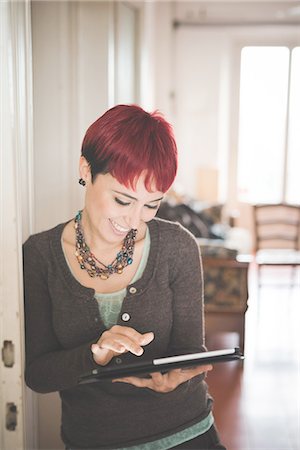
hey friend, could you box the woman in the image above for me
[23,104,226,449]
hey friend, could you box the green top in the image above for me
[117,413,213,450]
[94,227,213,449]
[94,227,150,328]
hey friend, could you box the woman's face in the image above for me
[81,169,164,245]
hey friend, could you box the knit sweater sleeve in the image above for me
[23,235,98,393]
[168,225,206,355]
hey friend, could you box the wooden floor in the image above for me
[206,264,300,450]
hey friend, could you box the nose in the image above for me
[126,205,142,230]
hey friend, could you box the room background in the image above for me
[1,1,299,448]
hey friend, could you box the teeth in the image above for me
[110,219,129,233]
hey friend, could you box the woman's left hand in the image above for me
[112,364,213,393]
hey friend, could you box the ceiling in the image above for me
[173,1,300,26]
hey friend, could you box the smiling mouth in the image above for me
[109,219,130,234]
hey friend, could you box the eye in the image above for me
[145,204,160,210]
[115,197,130,206]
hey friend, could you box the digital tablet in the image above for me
[78,347,244,384]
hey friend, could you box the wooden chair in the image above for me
[253,203,300,287]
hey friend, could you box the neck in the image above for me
[74,210,137,279]
[80,209,124,255]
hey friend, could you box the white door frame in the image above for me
[0,0,37,448]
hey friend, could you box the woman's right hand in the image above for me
[91,325,154,366]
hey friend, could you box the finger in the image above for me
[100,334,146,356]
[140,332,154,346]
[92,340,126,355]
[110,326,154,346]
[180,364,213,374]
[112,376,152,388]
[178,365,213,381]
[194,364,213,373]
[91,343,125,358]
[150,372,165,384]
[91,344,105,356]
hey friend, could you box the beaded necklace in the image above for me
[74,210,137,280]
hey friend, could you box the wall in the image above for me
[174,27,228,197]
[31,1,113,234]
[171,21,300,214]
[151,1,175,118]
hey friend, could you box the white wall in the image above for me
[154,2,175,118]
[174,27,226,196]
[31,1,114,234]
[171,23,300,209]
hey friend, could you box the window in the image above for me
[286,47,300,204]
[237,46,300,204]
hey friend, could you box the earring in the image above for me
[78,178,86,186]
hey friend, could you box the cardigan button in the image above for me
[129,286,137,294]
[121,313,130,322]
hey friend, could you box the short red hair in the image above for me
[81,104,178,192]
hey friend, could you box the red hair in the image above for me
[81,104,178,192]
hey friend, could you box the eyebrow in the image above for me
[113,190,164,203]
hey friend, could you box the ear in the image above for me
[79,156,91,183]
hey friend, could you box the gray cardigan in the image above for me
[23,217,212,449]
